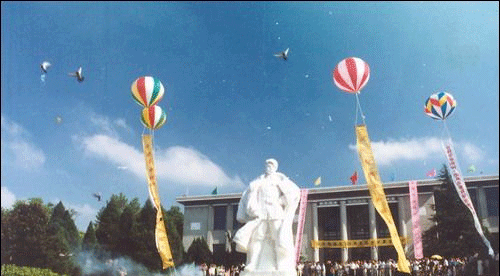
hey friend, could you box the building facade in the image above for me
[176,175,499,263]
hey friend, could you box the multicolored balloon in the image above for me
[424,92,457,120]
[333,57,370,93]
[141,105,167,130]
[131,76,165,107]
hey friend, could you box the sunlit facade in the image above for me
[177,175,499,263]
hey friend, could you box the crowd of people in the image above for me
[197,252,499,276]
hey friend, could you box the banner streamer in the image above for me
[143,134,175,269]
[409,180,423,259]
[356,125,410,273]
[442,138,494,257]
[295,189,309,263]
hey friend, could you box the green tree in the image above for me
[48,202,80,252]
[1,207,11,264]
[3,199,51,268]
[116,198,141,257]
[82,222,98,252]
[95,193,128,255]
[163,206,184,265]
[185,237,213,265]
[422,164,492,257]
[129,199,162,271]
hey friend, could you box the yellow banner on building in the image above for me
[143,134,175,269]
[355,125,410,273]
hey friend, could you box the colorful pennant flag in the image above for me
[211,187,218,195]
[350,171,358,185]
[426,168,436,178]
[467,164,476,173]
[314,176,322,186]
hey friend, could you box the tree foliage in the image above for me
[2,194,186,275]
[422,164,492,257]
[185,237,213,265]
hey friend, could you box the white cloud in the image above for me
[461,142,484,163]
[1,186,16,208]
[1,114,46,170]
[349,136,488,167]
[349,137,444,166]
[76,134,244,188]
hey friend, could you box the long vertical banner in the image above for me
[443,138,494,256]
[295,189,309,263]
[408,180,423,259]
[143,135,175,269]
[356,125,410,273]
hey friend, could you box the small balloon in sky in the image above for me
[333,57,370,94]
[277,36,281,40]
[328,115,332,122]
[266,126,271,130]
[141,105,167,130]
[305,74,309,78]
[55,116,62,124]
[424,92,456,120]
[131,76,165,108]
[275,21,279,25]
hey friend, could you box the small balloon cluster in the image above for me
[131,76,167,130]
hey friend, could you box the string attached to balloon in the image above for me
[332,57,411,273]
[424,91,494,257]
[130,76,174,269]
[333,57,370,125]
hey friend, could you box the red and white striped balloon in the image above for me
[333,57,370,93]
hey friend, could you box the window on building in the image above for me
[214,205,227,230]
[318,207,340,240]
[348,205,370,240]
[485,186,499,217]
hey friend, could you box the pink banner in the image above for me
[295,189,309,263]
[443,139,494,256]
[409,180,423,259]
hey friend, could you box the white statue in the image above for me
[233,158,300,276]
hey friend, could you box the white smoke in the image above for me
[75,251,203,276]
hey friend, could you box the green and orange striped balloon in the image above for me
[141,105,167,130]
[131,76,165,107]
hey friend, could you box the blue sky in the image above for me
[1,2,498,231]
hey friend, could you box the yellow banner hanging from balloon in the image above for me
[142,134,175,269]
[355,125,410,274]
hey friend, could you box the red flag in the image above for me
[350,171,358,185]
[426,168,436,178]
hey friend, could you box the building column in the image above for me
[340,200,348,264]
[477,187,490,227]
[369,200,378,261]
[398,197,408,252]
[227,204,233,232]
[207,204,214,252]
[312,202,320,262]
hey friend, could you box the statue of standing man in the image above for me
[233,158,300,276]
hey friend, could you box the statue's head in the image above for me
[265,158,278,175]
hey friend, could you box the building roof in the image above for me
[176,175,499,206]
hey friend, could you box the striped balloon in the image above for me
[424,92,457,120]
[131,76,165,107]
[141,105,167,130]
[333,57,370,93]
